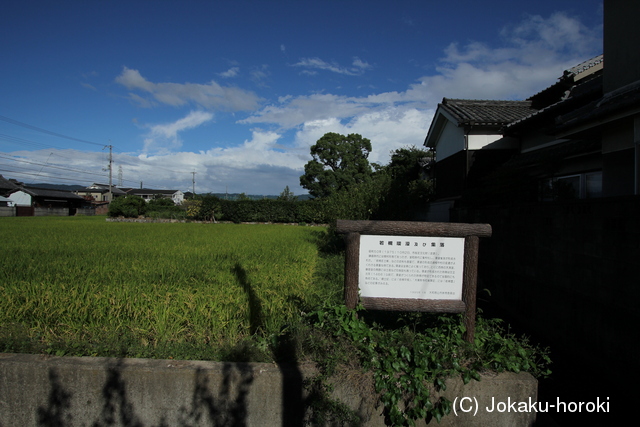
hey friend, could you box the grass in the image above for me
[0,216,341,360]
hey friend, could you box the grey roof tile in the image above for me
[440,98,536,127]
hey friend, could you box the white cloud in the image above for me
[505,12,600,56]
[293,57,372,76]
[250,65,270,86]
[292,107,434,165]
[219,67,240,78]
[142,111,214,154]
[240,93,371,128]
[352,57,372,71]
[246,12,601,137]
[433,12,601,99]
[115,67,262,111]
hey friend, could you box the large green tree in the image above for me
[378,146,434,219]
[299,132,374,198]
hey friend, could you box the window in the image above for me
[540,171,602,201]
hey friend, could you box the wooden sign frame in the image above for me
[335,220,492,342]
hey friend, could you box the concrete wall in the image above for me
[0,206,15,217]
[34,207,70,216]
[0,353,538,426]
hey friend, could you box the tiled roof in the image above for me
[440,98,536,127]
[126,188,180,195]
[527,55,604,105]
[0,175,21,193]
[507,70,604,132]
[19,186,85,200]
[81,184,127,195]
[565,54,604,78]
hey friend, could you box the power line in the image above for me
[0,154,108,178]
[0,133,66,151]
[0,168,102,184]
[0,114,105,147]
[0,115,197,190]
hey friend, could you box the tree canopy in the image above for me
[299,132,373,198]
[277,185,296,201]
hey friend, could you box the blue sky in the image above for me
[0,0,603,195]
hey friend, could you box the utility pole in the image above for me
[108,144,113,202]
[103,144,113,202]
[192,171,196,195]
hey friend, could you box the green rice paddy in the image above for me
[0,216,338,360]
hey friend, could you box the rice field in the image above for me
[0,216,338,359]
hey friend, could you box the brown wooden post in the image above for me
[344,232,360,309]
[462,236,479,343]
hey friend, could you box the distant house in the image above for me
[74,183,127,203]
[0,175,22,196]
[0,196,13,207]
[121,188,185,205]
[7,186,87,216]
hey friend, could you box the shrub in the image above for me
[107,195,146,218]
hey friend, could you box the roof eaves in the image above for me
[441,98,535,127]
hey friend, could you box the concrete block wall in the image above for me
[0,353,537,426]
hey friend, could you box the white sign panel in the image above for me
[358,234,465,300]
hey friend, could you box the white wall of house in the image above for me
[432,121,465,161]
[468,134,515,150]
[8,191,31,206]
[434,124,512,161]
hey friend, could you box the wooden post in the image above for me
[462,236,479,343]
[344,232,360,309]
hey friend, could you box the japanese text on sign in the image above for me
[358,234,465,300]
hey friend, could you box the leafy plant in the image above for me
[299,304,551,426]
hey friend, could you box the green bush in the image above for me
[107,195,147,218]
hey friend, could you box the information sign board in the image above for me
[336,219,492,342]
[358,234,465,300]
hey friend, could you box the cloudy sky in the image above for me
[0,0,603,196]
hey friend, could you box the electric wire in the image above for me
[0,115,197,190]
[0,114,105,147]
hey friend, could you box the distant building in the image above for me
[74,183,127,203]
[0,175,22,196]
[120,188,185,205]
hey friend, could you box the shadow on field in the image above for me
[231,261,305,426]
[231,262,265,336]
